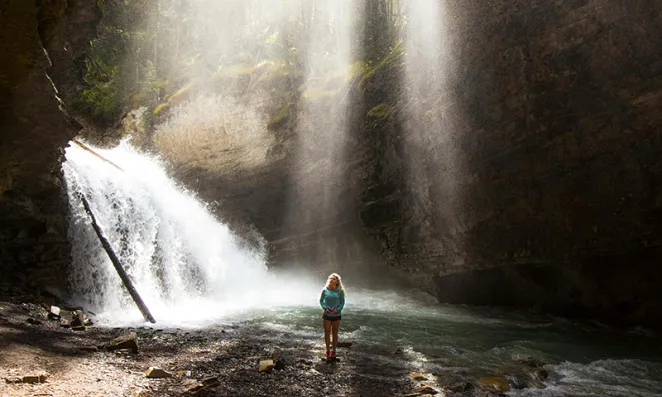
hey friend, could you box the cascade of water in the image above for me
[62,140,317,326]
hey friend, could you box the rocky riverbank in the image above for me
[0,297,558,397]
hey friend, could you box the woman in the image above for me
[319,273,345,359]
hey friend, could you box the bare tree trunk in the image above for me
[78,192,156,324]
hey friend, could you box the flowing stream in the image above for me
[63,141,662,396]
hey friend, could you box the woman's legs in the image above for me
[323,320,332,357]
[331,320,340,356]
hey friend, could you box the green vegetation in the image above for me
[359,40,405,91]
[267,102,295,131]
[367,104,390,120]
[75,0,408,129]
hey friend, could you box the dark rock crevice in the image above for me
[0,0,99,297]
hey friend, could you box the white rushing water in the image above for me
[63,140,322,327]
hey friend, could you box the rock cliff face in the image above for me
[167,0,662,328]
[358,0,662,328]
[0,1,98,295]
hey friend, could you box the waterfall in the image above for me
[62,140,313,327]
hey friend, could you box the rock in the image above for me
[409,372,429,381]
[393,348,403,355]
[447,381,474,392]
[79,346,98,352]
[528,368,549,381]
[146,367,173,378]
[201,376,219,387]
[479,377,510,392]
[512,354,544,367]
[337,341,353,348]
[413,385,438,395]
[177,370,192,377]
[72,324,86,331]
[183,381,205,395]
[26,317,42,325]
[505,375,528,390]
[70,310,85,327]
[48,305,61,319]
[106,332,139,354]
[525,378,546,389]
[259,359,274,373]
[20,373,49,384]
[274,359,286,370]
[59,318,71,328]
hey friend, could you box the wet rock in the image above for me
[512,354,544,368]
[409,372,429,381]
[26,317,42,325]
[59,318,71,328]
[528,368,549,381]
[146,367,173,378]
[337,341,353,348]
[393,348,403,355]
[274,359,286,370]
[259,359,274,373]
[447,381,474,392]
[479,377,510,392]
[505,375,527,390]
[177,370,192,377]
[525,378,546,389]
[106,331,139,354]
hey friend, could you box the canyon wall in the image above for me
[359,0,662,327]
[173,0,662,328]
[0,1,97,296]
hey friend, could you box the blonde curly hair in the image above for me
[326,273,344,292]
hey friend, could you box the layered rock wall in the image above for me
[0,1,97,296]
[360,0,662,327]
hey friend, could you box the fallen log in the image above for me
[78,191,156,323]
[71,139,124,171]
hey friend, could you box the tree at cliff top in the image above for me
[73,0,409,122]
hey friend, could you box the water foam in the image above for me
[63,140,320,327]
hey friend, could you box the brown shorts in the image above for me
[322,314,341,321]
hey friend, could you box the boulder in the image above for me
[478,377,510,392]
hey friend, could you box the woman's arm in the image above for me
[319,289,327,310]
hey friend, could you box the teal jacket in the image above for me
[320,288,345,317]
